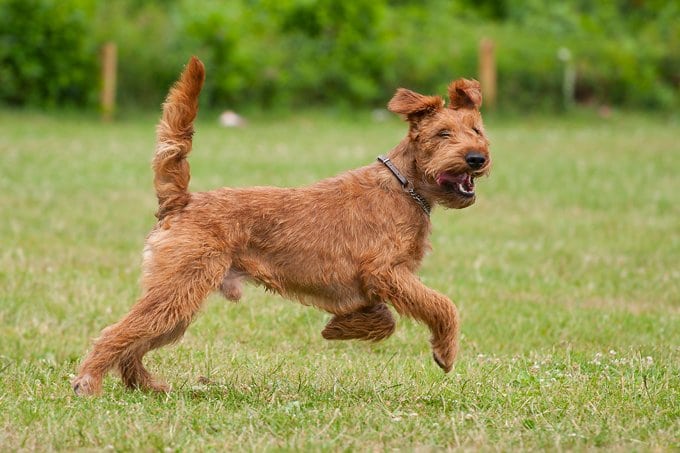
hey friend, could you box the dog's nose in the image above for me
[465,151,486,169]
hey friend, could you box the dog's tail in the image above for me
[153,56,205,220]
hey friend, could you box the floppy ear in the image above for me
[448,79,482,110]
[388,88,444,121]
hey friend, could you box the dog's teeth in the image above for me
[457,182,474,195]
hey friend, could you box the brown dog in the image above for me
[72,57,491,395]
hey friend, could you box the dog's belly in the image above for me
[230,255,368,315]
[280,280,367,314]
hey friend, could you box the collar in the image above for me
[377,155,431,216]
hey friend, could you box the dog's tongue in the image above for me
[437,173,474,192]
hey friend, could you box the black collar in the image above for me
[377,155,431,216]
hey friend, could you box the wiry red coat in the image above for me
[72,57,491,395]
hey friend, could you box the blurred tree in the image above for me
[0,0,676,110]
[0,0,96,106]
[460,0,508,20]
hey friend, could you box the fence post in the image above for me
[558,47,576,110]
[479,38,497,110]
[101,42,117,121]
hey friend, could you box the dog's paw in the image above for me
[72,374,101,396]
[145,380,171,394]
[432,351,453,373]
[432,339,457,373]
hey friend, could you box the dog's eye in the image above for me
[472,127,481,136]
[437,130,452,138]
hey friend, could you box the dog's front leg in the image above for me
[321,303,396,342]
[366,267,459,372]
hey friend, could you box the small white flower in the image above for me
[591,352,603,365]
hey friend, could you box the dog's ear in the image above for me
[388,88,444,122]
[448,79,482,110]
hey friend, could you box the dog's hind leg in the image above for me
[118,345,170,393]
[321,303,395,341]
[117,319,190,392]
[72,260,223,396]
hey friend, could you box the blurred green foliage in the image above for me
[0,0,677,110]
[0,0,96,107]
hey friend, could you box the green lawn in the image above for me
[0,108,678,451]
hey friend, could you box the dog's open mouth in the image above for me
[436,172,475,197]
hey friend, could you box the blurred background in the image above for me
[0,0,678,113]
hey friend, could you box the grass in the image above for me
[0,107,678,451]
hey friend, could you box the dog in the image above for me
[72,57,491,395]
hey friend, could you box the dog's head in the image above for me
[388,79,491,209]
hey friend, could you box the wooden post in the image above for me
[558,47,575,110]
[479,38,497,110]
[101,42,117,121]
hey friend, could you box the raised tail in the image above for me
[153,56,205,220]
